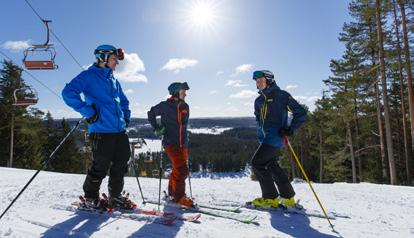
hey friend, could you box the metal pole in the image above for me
[282,136,336,233]
[129,141,146,204]
[157,135,164,211]
[9,111,15,167]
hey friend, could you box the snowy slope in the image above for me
[0,167,413,238]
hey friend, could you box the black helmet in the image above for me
[168,82,190,96]
[252,70,274,85]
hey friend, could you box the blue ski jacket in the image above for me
[62,64,130,133]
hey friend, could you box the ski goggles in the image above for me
[95,48,125,60]
[252,70,273,80]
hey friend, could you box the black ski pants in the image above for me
[83,132,131,199]
[251,143,295,199]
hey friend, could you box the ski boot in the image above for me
[175,195,194,208]
[280,196,296,208]
[106,191,137,211]
[79,196,107,211]
[251,197,280,208]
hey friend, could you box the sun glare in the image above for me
[190,2,215,26]
[184,0,220,34]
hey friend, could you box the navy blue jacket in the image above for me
[254,83,307,148]
[62,64,130,133]
[147,98,189,147]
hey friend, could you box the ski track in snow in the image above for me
[0,167,413,238]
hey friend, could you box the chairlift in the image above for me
[23,20,58,70]
[143,157,153,164]
[152,169,159,177]
[13,86,38,106]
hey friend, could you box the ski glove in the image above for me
[86,104,99,124]
[279,126,293,137]
[155,125,166,137]
[125,118,130,128]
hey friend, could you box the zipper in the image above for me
[260,92,268,139]
[177,101,183,147]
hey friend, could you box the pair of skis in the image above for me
[144,192,257,224]
[69,194,201,226]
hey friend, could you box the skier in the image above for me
[147,82,193,207]
[62,44,134,209]
[250,70,307,208]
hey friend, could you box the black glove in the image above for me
[125,118,130,128]
[279,126,293,137]
[86,104,99,124]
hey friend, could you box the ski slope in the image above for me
[0,167,413,238]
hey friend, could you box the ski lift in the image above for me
[143,150,153,164]
[13,86,38,106]
[23,20,58,70]
[143,157,153,164]
[152,169,159,177]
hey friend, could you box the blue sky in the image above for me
[1,0,351,118]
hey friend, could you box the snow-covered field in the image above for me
[187,127,233,135]
[1,167,413,238]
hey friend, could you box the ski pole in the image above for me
[187,159,193,199]
[132,160,146,204]
[0,118,83,221]
[129,141,146,204]
[282,136,336,233]
[157,135,164,212]
[187,132,193,198]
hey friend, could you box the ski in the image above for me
[196,203,241,213]
[161,191,241,213]
[131,207,201,222]
[52,203,176,225]
[243,201,339,220]
[145,200,257,224]
[100,192,201,221]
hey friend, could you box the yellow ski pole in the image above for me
[282,136,337,233]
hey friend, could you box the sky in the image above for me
[0,0,352,118]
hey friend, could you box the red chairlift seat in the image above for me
[143,158,153,164]
[23,59,57,70]
[13,87,38,106]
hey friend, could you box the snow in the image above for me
[130,139,162,154]
[1,167,414,237]
[188,127,233,135]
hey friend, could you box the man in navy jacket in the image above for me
[250,70,307,208]
[62,45,133,209]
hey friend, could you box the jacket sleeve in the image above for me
[147,102,163,130]
[286,93,307,132]
[254,98,260,122]
[61,72,96,119]
[118,82,131,121]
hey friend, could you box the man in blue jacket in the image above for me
[250,70,307,208]
[62,45,133,209]
[147,82,193,207]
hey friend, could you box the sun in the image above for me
[183,0,220,34]
[190,2,215,26]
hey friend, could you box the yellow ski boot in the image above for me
[280,197,295,208]
[251,197,280,208]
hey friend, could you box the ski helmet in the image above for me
[168,82,190,96]
[252,70,274,85]
[94,44,125,63]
